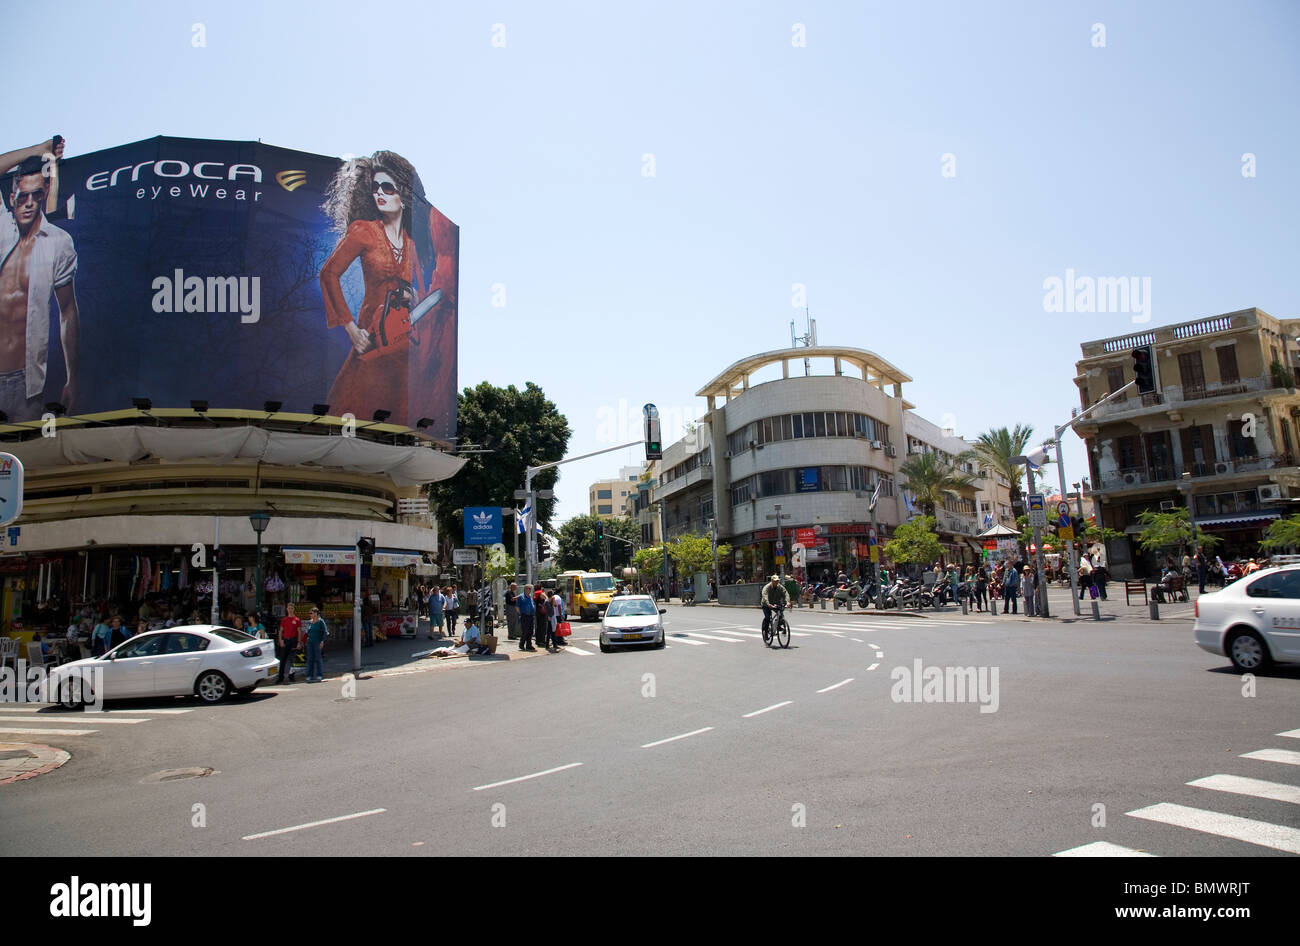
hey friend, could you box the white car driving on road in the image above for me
[599,595,666,652]
[49,626,281,708]
[1194,565,1300,671]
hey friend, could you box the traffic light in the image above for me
[537,535,551,559]
[1131,346,1156,394]
[643,403,662,460]
[356,536,375,556]
[214,547,229,571]
[595,520,604,539]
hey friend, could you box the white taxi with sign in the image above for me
[1194,565,1300,671]
[599,595,666,652]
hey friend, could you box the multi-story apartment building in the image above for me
[646,344,995,583]
[588,466,641,519]
[1073,307,1300,577]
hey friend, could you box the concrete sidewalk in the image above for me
[313,614,558,681]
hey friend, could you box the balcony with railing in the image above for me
[934,508,979,536]
[1079,374,1280,424]
[1098,453,1294,492]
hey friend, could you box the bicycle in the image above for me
[762,605,791,648]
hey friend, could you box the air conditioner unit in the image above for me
[1258,484,1282,502]
[1159,500,1175,511]
[1122,472,1138,485]
[870,440,883,449]
[1214,461,1231,475]
[885,445,897,457]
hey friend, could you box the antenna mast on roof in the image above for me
[790,308,816,375]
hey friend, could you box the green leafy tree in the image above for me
[1135,508,1221,555]
[971,425,1051,515]
[897,450,978,517]
[483,546,515,586]
[883,515,943,564]
[556,515,639,571]
[634,545,666,578]
[668,534,732,577]
[1260,515,1300,551]
[427,382,571,546]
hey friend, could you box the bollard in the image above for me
[961,597,968,615]
[1149,599,1160,620]
[820,596,827,610]
[847,597,854,611]
[1091,600,1101,621]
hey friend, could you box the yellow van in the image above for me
[558,570,617,622]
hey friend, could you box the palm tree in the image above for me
[898,449,979,518]
[971,424,1051,516]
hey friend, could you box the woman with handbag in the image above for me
[551,589,568,647]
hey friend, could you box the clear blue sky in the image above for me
[14,0,1299,525]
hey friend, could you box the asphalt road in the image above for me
[2,603,1297,857]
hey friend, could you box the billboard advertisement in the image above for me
[0,136,457,437]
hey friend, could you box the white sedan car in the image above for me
[599,595,666,652]
[1194,565,1300,671]
[49,626,281,708]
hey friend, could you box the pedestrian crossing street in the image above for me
[1054,728,1300,856]
[0,686,299,741]
[559,614,1000,654]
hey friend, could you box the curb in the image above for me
[0,742,71,786]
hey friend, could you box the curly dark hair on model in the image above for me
[322,150,416,235]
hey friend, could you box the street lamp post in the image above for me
[249,511,271,621]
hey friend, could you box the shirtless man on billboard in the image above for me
[0,137,79,422]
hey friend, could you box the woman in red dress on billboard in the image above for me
[319,151,426,423]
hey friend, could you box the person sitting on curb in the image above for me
[458,618,491,655]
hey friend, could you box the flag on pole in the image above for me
[903,491,919,518]
[516,503,531,535]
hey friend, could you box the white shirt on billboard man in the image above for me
[0,142,79,423]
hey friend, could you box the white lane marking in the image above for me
[713,630,762,639]
[472,762,584,792]
[742,701,793,718]
[1053,841,1156,857]
[1127,802,1300,854]
[641,727,714,749]
[1188,774,1300,805]
[0,706,193,714]
[1277,729,1300,739]
[684,633,742,644]
[874,652,884,659]
[791,632,812,638]
[561,643,594,655]
[242,808,387,840]
[257,687,300,693]
[867,662,880,671]
[666,635,708,646]
[850,638,864,643]
[0,726,99,736]
[816,678,854,693]
[0,716,148,725]
[1241,749,1300,766]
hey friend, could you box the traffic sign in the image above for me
[1028,493,1047,529]
[452,548,479,565]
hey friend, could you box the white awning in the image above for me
[8,426,464,487]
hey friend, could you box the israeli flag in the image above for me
[1026,458,1041,473]
[983,513,993,529]
[516,504,531,535]
[903,491,919,518]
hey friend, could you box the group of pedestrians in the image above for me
[417,583,467,640]
[273,602,330,684]
[501,581,569,652]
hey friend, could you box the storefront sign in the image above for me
[283,547,357,565]
[372,552,422,568]
[452,548,479,565]
[464,506,502,546]
[0,454,23,527]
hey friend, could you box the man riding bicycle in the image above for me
[760,574,789,633]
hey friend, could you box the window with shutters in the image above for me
[1107,366,1127,400]
[1216,345,1239,384]
[1178,351,1205,396]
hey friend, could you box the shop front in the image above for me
[281,547,423,641]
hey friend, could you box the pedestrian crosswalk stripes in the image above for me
[1186,774,1300,805]
[0,726,100,737]
[1052,729,1300,856]
[1278,729,1300,739]
[1126,802,1300,855]
[1053,841,1155,857]
[1240,748,1300,766]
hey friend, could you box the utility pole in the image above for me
[709,517,720,602]
[766,503,792,582]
